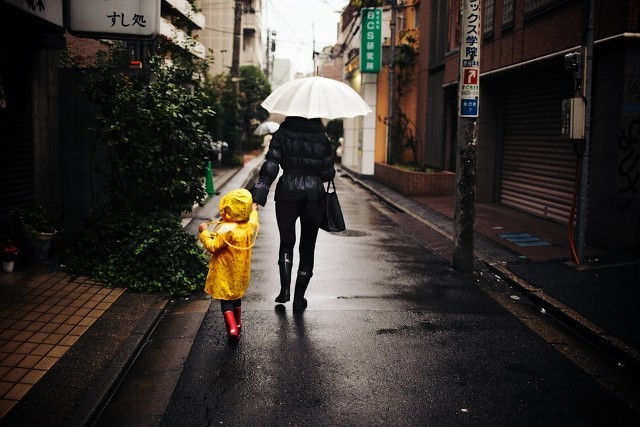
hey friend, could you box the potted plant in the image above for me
[11,203,59,261]
[1,239,19,272]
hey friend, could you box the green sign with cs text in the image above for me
[361,8,382,73]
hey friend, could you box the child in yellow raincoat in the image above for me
[198,189,259,343]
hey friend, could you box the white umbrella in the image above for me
[261,76,372,119]
[253,121,280,135]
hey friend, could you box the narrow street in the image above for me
[95,174,640,426]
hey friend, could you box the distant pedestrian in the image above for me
[249,116,336,311]
[198,189,259,343]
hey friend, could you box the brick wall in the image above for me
[374,163,455,196]
[64,34,110,66]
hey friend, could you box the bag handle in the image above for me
[204,220,259,250]
[325,179,337,193]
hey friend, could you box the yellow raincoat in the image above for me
[199,189,259,300]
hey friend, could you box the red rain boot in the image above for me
[234,307,242,333]
[223,311,240,343]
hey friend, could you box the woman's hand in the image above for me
[252,203,259,211]
[198,223,208,233]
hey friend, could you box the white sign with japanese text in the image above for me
[458,0,481,118]
[68,0,160,39]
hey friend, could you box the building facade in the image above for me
[337,0,420,178]
[0,0,206,240]
[199,0,265,77]
[270,57,295,90]
[417,0,640,250]
[0,0,66,239]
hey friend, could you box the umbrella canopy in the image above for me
[253,121,280,135]
[260,76,372,119]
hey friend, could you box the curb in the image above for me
[70,297,170,426]
[484,261,640,379]
[183,155,264,230]
[80,156,265,424]
[347,171,640,380]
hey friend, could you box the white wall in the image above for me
[270,57,294,89]
[341,72,376,177]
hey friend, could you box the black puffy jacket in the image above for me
[250,117,335,206]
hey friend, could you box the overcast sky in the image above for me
[263,0,349,74]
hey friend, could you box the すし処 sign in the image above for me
[68,0,160,39]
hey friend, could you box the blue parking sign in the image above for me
[461,98,478,117]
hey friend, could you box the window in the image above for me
[503,0,514,26]
[243,0,254,13]
[525,0,556,13]
[484,0,495,35]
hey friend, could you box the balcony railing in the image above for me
[164,0,205,29]
[160,18,206,58]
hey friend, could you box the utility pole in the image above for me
[231,0,242,82]
[230,0,242,151]
[265,29,271,78]
[452,119,477,273]
[452,0,481,273]
[312,23,317,75]
[576,0,594,261]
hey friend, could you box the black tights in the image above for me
[275,200,320,272]
[220,299,241,312]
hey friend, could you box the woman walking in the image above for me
[249,116,335,311]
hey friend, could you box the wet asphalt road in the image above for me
[98,174,640,426]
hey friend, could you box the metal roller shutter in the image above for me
[0,116,34,238]
[501,70,576,224]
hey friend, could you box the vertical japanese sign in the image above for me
[361,8,382,73]
[458,0,482,118]
[68,0,160,39]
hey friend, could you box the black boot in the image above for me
[293,270,313,311]
[275,253,293,303]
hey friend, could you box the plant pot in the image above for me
[374,162,455,196]
[27,229,57,261]
[2,260,15,273]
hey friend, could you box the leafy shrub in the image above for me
[82,61,213,214]
[64,211,207,296]
[64,56,213,295]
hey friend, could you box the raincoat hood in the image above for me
[219,189,253,222]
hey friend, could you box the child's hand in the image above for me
[198,223,208,233]
[252,203,258,211]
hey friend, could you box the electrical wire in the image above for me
[333,0,394,59]
[332,0,371,58]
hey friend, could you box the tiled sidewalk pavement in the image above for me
[0,268,125,417]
